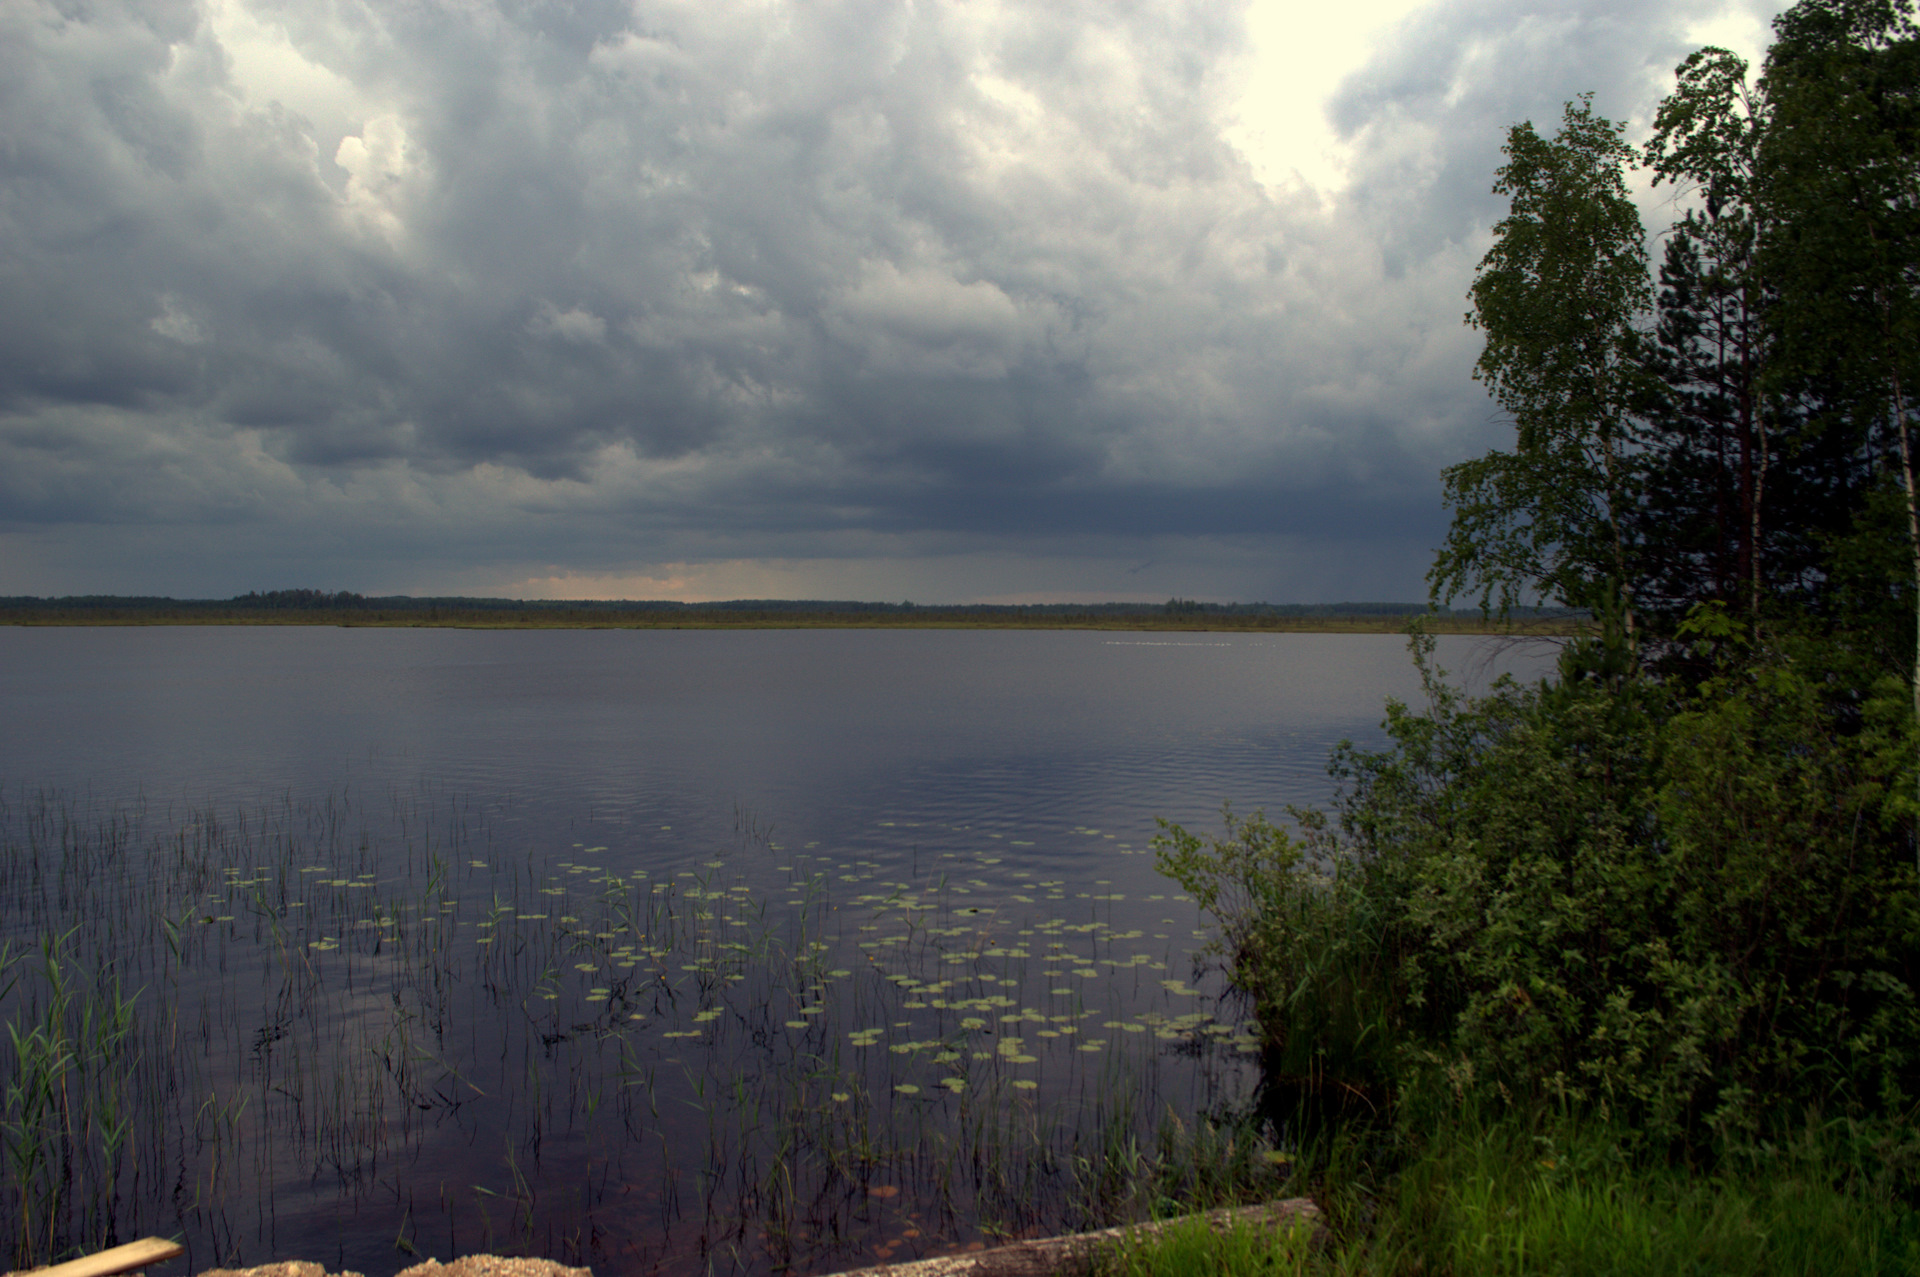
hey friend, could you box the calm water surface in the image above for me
[0,627,1546,848]
[0,628,1551,1276]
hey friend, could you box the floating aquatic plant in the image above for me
[0,788,1274,1274]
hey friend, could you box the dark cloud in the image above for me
[0,0,1784,599]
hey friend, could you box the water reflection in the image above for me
[0,629,1554,1274]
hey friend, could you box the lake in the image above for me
[0,628,1550,1276]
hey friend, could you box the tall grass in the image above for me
[0,930,141,1267]
[1361,1111,1920,1277]
[1101,1107,1920,1277]
[1095,1211,1322,1277]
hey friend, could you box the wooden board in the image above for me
[11,1238,184,1277]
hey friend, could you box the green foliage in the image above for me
[1288,0,1920,1155]
[1434,98,1650,623]
[1093,1108,1920,1276]
[1152,4,1920,1268]
[1361,1108,1920,1277]
[1442,0,1920,677]
[1759,0,1920,429]
[1645,46,1764,200]
[1634,48,1790,624]
[1092,1212,1322,1277]
[1155,806,1398,1107]
[1760,0,1920,716]
[1160,625,1920,1152]
[0,932,141,1267]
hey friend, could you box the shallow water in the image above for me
[0,628,1552,1275]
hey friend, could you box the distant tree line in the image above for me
[0,593,1579,620]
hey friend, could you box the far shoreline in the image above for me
[0,608,1577,635]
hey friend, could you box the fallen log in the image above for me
[7,1198,1319,1277]
[824,1198,1324,1277]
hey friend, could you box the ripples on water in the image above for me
[0,629,1554,1275]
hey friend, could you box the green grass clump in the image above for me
[1352,1113,1920,1277]
[1099,1108,1920,1277]
[1095,1212,1321,1277]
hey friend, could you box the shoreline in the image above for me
[0,610,1576,636]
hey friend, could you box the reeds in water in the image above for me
[0,788,1283,1274]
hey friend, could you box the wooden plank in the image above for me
[15,1238,184,1277]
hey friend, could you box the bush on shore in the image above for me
[1159,624,1920,1158]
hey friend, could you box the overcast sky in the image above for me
[0,0,1785,602]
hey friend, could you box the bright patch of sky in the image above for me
[1227,0,1431,194]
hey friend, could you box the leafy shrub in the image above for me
[1158,625,1920,1151]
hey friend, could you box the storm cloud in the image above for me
[0,0,1784,600]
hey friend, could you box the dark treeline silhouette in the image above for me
[0,592,1580,629]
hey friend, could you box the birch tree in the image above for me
[1431,97,1650,646]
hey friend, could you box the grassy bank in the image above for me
[1101,1110,1920,1276]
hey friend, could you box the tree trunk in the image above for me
[1890,364,1920,875]
[1741,286,1767,624]
[1600,424,1636,643]
[1891,370,1920,734]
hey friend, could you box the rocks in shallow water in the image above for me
[198,1265,364,1277]
[396,1260,590,1277]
